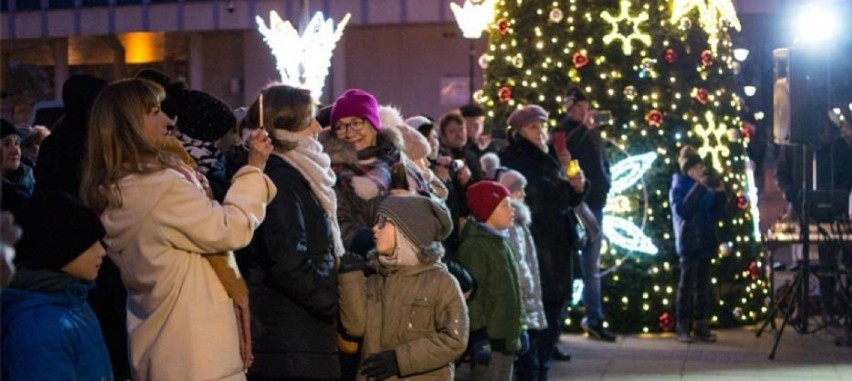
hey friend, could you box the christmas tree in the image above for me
[477,0,768,333]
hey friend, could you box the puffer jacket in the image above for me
[2,270,112,381]
[457,221,524,351]
[669,174,727,258]
[506,199,548,330]
[339,259,468,380]
[243,156,339,379]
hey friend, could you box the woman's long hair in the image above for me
[242,85,314,153]
[81,78,168,213]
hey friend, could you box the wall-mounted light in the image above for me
[743,86,757,97]
[733,48,750,62]
[754,111,765,121]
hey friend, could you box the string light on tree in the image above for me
[670,0,741,54]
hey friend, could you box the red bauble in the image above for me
[741,122,754,141]
[700,50,713,67]
[573,52,589,68]
[748,261,760,280]
[664,48,677,64]
[737,191,748,210]
[497,18,510,35]
[498,86,512,103]
[659,312,674,332]
[645,109,663,126]
[694,88,709,105]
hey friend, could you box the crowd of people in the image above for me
[1,70,733,381]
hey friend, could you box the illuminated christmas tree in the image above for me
[477,0,768,332]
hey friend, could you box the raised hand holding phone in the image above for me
[551,130,572,167]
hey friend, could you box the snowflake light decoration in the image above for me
[693,111,729,170]
[601,1,652,56]
[256,11,351,101]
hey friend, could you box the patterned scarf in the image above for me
[271,129,345,256]
[176,131,221,175]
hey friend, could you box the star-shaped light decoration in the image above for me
[693,110,729,170]
[256,11,351,101]
[602,151,659,255]
[601,1,652,56]
[670,0,741,54]
[450,0,497,39]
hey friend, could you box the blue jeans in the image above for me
[580,208,605,324]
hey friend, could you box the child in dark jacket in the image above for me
[669,146,727,343]
[2,191,112,380]
[458,181,524,381]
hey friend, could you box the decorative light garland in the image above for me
[256,11,351,101]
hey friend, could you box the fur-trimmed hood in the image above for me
[511,198,532,227]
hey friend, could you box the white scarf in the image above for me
[271,129,345,256]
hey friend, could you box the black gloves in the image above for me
[360,350,399,380]
[350,228,375,256]
[470,328,491,366]
[338,252,366,274]
[445,260,475,296]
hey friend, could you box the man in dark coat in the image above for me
[553,87,615,342]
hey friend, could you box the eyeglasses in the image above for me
[335,118,367,134]
[375,215,393,230]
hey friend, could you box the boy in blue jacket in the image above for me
[669,146,727,343]
[2,191,113,380]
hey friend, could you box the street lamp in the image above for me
[450,0,495,102]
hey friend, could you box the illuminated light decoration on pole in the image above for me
[451,0,496,102]
[670,0,741,55]
[603,152,659,255]
[743,85,756,97]
[694,110,729,170]
[450,0,497,39]
[601,1,652,56]
[733,48,749,61]
[256,11,351,102]
[744,164,761,238]
[571,279,584,306]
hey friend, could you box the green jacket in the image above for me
[457,220,524,351]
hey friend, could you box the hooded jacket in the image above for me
[506,199,548,330]
[457,221,524,351]
[338,243,468,381]
[1,270,112,381]
[100,166,275,381]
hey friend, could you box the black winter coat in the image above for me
[243,155,340,380]
[500,137,585,303]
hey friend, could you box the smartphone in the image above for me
[590,110,613,127]
[552,131,567,154]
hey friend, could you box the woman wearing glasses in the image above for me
[240,85,343,380]
[81,78,276,381]
[323,89,427,252]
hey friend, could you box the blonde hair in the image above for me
[81,78,169,213]
[242,85,314,153]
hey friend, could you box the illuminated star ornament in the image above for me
[602,152,659,255]
[601,1,652,56]
[670,0,741,54]
[693,110,729,170]
[450,0,497,39]
[256,11,351,101]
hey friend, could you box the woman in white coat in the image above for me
[81,78,276,381]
